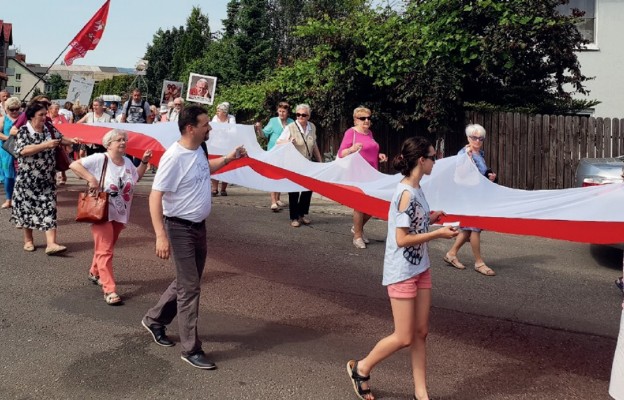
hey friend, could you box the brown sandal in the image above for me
[475,262,496,276]
[443,254,465,270]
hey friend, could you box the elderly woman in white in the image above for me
[211,102,236,196]
[70,129,152,305]
[276,104,322,227]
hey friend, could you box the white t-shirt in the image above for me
[81,153,139,224]
[152,142,212,223]
[85,112,112,123]
[59,108,73,122]
[211,114,236,124]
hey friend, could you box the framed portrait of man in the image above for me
[186,73,217,105]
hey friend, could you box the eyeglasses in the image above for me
[356,116,371,121]
[7,107,19,112]
[424,155,437,161]
[295,113,309,118]
[469,136,485,142]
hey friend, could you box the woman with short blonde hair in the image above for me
[70,129,152,305]
[338,106,387,248]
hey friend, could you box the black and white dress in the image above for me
[11,122,61,231]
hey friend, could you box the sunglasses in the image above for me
[295,113,309,118]
[7,107,19,112]
[424,155,437,161]
[356,116,371,121]
[469,135,485,142]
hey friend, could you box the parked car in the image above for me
[575,156,624,187]
[576,156,624,250]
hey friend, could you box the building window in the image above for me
[15,86,21,94]
[15,73,21,81]
[558,0,596,44]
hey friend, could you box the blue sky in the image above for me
[3,0,229,68]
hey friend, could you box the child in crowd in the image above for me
[347,136,459,400]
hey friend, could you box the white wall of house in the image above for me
[574,0,624,118]
[6,58,45,101]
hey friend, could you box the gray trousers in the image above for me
[144,219,207,357]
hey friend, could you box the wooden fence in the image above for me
[465,111,624,190]
[311,111,623,191]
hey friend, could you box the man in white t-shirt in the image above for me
[141,105,246,370]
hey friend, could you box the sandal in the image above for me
[475,262,496,276]
[88,273,101,286]
[276,200,285,207]
[220,190,228,196]
[104,292,122,305]
[211,190,219,196]
[443,254,465,270]
[23,242,35,252]
[299,216,311,225]
[270,203,279,212]
[45,245,67,256]
[347,360,373,400]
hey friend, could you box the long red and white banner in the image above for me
[57,122,624,244]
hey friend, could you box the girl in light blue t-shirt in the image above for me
[347,137,458,400]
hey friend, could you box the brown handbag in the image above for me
[76,156,109,223]
[48,122,71,172]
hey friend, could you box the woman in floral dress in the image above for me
[11,101,81,254]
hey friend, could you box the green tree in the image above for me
[221,0,275,83]
[92,75,137,100]
[45,73,68,100]
[144,27,185,102]
[171,7,212,81]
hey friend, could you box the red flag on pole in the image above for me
[64,0,111,66]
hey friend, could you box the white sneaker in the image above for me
[353,238,367,249]
[350,226,370,244]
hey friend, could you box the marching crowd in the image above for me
[0,88,621,399]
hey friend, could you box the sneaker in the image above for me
[181,351,217,370]
[353,238,367,249]
[141,320,175,347]
[300,216,311,225]
[291,219,301,228]
[351,226,370,244]
[616,277,624,293]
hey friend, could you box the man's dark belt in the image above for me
[163,216,205,228]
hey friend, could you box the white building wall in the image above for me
[7,59,45,101]
[575,0,624,118]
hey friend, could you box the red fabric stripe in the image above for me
[438,215,624,244]
[213,156,390,219]
[217,157,624,244]
[56,124,167,165]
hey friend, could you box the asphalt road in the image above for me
[0,174,622,400]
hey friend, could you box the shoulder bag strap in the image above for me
[294,123,311,159]
[98,155,108,190]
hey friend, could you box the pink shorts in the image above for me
[387,269,432,299]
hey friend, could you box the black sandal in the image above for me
[220,190,228,196]
[347,360,372,400]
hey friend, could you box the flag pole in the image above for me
[20,0,110,102]
[21,44,71,102]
